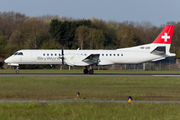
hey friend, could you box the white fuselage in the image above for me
[5,43,174,66]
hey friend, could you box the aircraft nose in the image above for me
[4,57,10,63]
[4,58,8,63]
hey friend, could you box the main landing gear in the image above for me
[83,66,94,74]
[89,69,94,74]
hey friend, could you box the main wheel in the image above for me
[83,69,89,74]
[16,70,19,74]
[89,69,94,74]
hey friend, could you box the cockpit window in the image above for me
[14,52,19,55]
[13,52,23,55]
[18,52,23,55]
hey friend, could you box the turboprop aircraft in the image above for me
[4,25,175,74]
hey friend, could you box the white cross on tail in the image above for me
[161,33,170,42]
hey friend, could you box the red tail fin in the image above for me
[152,25,174,44]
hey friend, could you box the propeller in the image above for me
[62,47,64,65]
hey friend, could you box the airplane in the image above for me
[4,25,175,74]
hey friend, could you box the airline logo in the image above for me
[161,33,170,42]
[37,56,61,61]
[70,55,74,60]
[152,25,174,44]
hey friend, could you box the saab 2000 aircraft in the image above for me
[4,25,175,74]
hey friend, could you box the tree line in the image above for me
[0,11,180,58]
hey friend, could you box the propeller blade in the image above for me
[62,47,64,65]
[62,57,64,65]
[62,47,64,56]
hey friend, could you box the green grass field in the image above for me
[0,102,180,120]
[0,76,180,101]
[0,70,180,119]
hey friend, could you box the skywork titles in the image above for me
[37,56,61,61]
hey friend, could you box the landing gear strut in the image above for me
[16,66,19,74]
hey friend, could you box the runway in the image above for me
[0,99,180,103]
[1,73,180,77]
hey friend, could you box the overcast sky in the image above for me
[0,0,179,26]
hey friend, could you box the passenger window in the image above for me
[117,54,119,56]
[59,54,61,56]
[114,54,115,56]
[102,54,104,56]
[84,54,86,56]
[106,54,108,56]
[55,54,57,56]
[110,54,112,56]
[47,54,49,56]
[43,54,45,56]
[121,54,123,56]
[51,54,53,56]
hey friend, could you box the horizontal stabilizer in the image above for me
[151,46,166,55]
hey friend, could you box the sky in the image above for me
[0,0,179,27]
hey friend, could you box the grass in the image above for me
[0,102,180,120]
[0,76,180,101]
[0,75,180,119]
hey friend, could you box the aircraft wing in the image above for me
[63,53,100,66]
[83,54,100,64]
